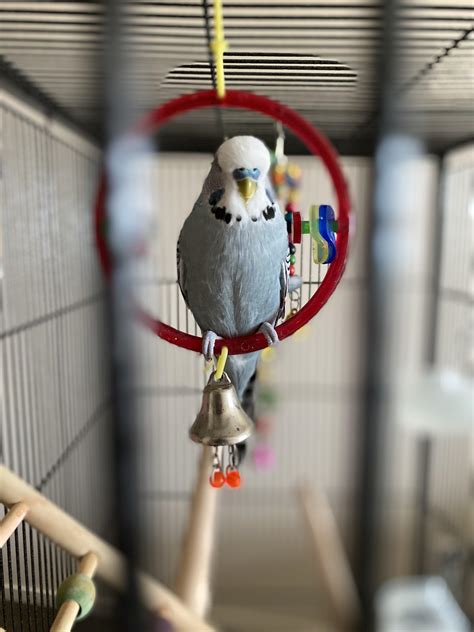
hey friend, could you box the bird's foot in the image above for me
[258,322,279,346]
[202,330,220,361]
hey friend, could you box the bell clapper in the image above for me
[208,445,242,489]
[225,445,241,488]
[209,447,225,488]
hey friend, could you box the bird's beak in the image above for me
[237,177,257,203]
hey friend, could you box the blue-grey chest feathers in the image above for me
[208,188,277,225]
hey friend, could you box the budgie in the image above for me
[177,136,289,401]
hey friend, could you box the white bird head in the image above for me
[216,136,271,204]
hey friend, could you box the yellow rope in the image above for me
[215,345,228,380]
[210,0,228,99]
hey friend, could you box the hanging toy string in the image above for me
[201,0,227,140]
[215,345,228,380]
[210,0,228,99]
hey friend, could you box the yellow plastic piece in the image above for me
[215,345,228,380]
[261,347,277,363]
[210,0,228,99]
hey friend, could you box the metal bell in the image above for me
[189,371,253,446]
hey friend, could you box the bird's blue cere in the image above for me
[232,167,260,181]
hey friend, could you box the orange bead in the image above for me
[209,470,225,488]
[226,470,241,488]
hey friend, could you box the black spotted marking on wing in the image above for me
[210,204,235,225]
[209,188,224,206]
[214,207,225,220]
[263,206,276,221]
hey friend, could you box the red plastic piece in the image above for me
[289,264,296,276]
[292,211,302,244]
[285,202,296,213]
[210,470,226,488]
[225,469,241,488]
[94,89,351,356]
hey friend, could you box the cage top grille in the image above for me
[1,1,473,152]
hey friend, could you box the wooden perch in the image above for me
[0,465,215,632]
[175,446,218,617]
[299,484,361,631]
[0,502,29,547]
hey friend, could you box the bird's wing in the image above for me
[176,238,190,308]
[276,247,290,323]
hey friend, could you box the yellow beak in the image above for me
[237,178,257,203]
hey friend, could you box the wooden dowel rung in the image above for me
[175,447,218,617]
[299,485,361,631]
[0,465,215,631]
[0,502,29,548]
[79,551,99,578]
[50,600,80,632]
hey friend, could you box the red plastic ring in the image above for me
[94,89,351,355]
[292,211,302,244]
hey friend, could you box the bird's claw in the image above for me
[202,331,220,361]
[258,322,279,346]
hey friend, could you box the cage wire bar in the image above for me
[102,0,151,629]
[0,86,112,630]
[355,0,418,628]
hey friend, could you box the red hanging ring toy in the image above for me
[94,89,351,355]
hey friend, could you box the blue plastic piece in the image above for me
[318,205,337,264]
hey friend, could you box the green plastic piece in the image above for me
[257,385,279,409]
[55,573,96,621]
[302,217,338,235]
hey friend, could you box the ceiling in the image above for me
[0,1,473,154]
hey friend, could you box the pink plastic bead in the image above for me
[253,444,276,470]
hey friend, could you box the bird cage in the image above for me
[1,1,473,631]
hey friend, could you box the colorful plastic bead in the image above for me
[289,264,295,276]
[290,254,296,265]
[291,211,302,244]
[253,444,276,471]
[289,243,296,255]
[318,204,337,264]
[255,416,273,434]
[226,469,241,488]
[55,573,96,621]
[210,470,225,488]
[287,163,302,180]
[258,385,278,409]
[285,202,296,213]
